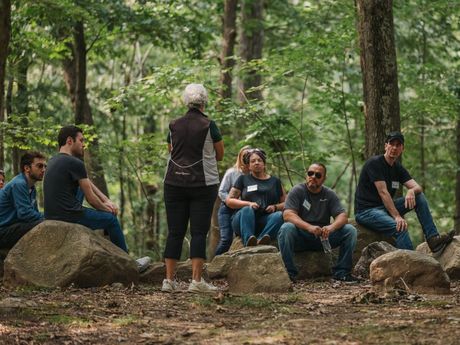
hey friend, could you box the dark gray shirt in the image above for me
[284,184,345,227]
[44,153,87,222]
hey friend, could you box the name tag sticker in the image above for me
[247,184,258,192]
[391,181,400,189]
[302,199,311,211]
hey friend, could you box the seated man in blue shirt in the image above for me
[0,152,47,248]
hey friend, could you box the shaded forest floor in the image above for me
[1,279,460,344]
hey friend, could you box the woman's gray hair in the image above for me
[183,83,208,108]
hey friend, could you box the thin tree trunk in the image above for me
[220,0,238,99]
[419,24,427,190]
[356,0,401,158]
[238,0,264,102]
[62,21,109,196]
[455,89,460,234]
[12,57,29,174]
[0,0,11,168]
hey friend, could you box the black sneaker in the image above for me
[427,230,455,254]
[333,274,361,284]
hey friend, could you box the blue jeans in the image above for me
[232,206,284,246]
[215,203,235,255]
[76,207,128,252]
[355,193,438,250]
[278,222,357,279]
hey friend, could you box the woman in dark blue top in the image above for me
[226,149,286,246]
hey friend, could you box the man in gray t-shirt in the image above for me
[278,163,358,282]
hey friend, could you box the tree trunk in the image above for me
[0,0,11,169]
[62,21,109,196]
[455,89,460,234]
[238,0,264,102]
[356,0,401,158]
[207,197,221,261]
[12,57,29,175]
[220,0,238,99]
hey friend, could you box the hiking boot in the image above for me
[188,279,219,294]
[257,234,271,245]
[161,279,178,293]
[332,274,361,284]
[246,235,257,247]
[426,230,455,254]
[136,256,152,273]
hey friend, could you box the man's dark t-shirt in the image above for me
[284,184,345,227]
[354,155,412,213]
[233,174,282,212]
[44,153,87,222]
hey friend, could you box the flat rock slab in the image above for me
[3,220,139,288]
[417,236,460,280]
[370,250,450,295]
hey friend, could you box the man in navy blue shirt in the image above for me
[0,152,46,248]
[355,132,454,254]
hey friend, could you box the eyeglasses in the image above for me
[307,171,322,179]
[32,163,47,169]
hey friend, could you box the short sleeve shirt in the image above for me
[44,153,88,222]
[284,184,345,227]
[233,174,283,210]
[354,155,412,213]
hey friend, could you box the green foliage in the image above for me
[3,0,459,253]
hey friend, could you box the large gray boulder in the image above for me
[416,236,460,280]
[208,246,291,293]
[227,254,291,293]
[353,241,397,278]
[207,245,278,278]
[370,250,450,294]
[3,220,139,288]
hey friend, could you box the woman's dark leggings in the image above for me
[163,183,218,260]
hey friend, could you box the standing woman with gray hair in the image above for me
[162,83,224,293]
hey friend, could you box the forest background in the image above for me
[0,0,459,261]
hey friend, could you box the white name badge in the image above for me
[391,181,400,189]
[303,199,311,211]
[247,184,258,192]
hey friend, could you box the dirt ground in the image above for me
[1,279,460,345]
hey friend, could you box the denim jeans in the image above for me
[355,193,438,250]
[232,206,284,246]
[278,222,357,279]
[76,207,128,252]
[215,203,235,255]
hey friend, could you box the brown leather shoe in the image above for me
[246,235,257,246]
[257,234,271,245]
[427,230,455,254]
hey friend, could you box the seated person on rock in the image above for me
[0,152,46,249]
[0,169,5,189]
[215,145,251,255]
[354,131,454,254]
[43,125,150,272]
[278,163,358,282]
[226,149,286,247]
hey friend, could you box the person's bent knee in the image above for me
[240,205,255,215]
[278,222,297,239]
[342,223,357,239]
